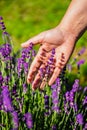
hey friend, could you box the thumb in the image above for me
[21,32,44,48]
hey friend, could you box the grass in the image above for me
[0,0,87,52]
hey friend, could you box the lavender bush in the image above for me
[0,16,87,130]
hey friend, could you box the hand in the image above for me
[21,26,76,90]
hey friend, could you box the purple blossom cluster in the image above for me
[76,113,84,125]
[0,16,6,30]
[0,85,19,129]
[51,78,61,113]
[0,72,3,85]
[0,43,12,59]
[78,47,86,56]
[64,79,79,114]
[44,95,50,116]
[24,112,33,129]
[17,42,36,77]
[1,85,14,112]
[40,48,55,80]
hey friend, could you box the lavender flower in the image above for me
[23,83,28,94]
[0,43,12,58]
[39,67,44,79]
[78,47,86,56]
[65,91,70,102]
[0,72,3,85]
[23,62,28,75]
[77,59,85,69]
[47,48,55,73]
[24,112,33,129]
[12,84,17,95]
[0,94,3,110]
[11,111,19,129]
[52,91,58,99]
[17,42,35,77]
[83,96,87,105]
[44,95,50,115]
[51,78,61,113]
[76,113,84,125]
[72,79,79,93]
[67,64,72,72]
[52,125,57,130]
[83,86,87,93]
[63,99,69,114]
[51,84,57,90]
[69,90,74,107]
[83,123,87,130]
[0,17,6,30]
[0,16,3,20]
[17,58,23,77]
[73,103,78,112]
[39,48,55,89]
[1,86,14,112]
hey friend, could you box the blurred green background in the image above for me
[0,0,87,51]
[0,0,87,84]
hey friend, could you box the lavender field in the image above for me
[0,17,87,130]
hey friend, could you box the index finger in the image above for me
[27,47,47,83]
[21,33,44,48]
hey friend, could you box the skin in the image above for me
[21,0,87,90]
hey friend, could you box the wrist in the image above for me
[57,0,87,43]
[55,25,77,45]
[59,17,87,42]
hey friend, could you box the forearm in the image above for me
[59,0,87,41]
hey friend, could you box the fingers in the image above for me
[48,67,61,86]
[32,73,41,90]
[27,53,42,84]
[21,33,44,48]
[32,64,45,90]
[27,47,49,84]
[49,53,66,86]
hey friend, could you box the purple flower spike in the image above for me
[78,47,86,56]
[44,95,50,115]
[44,95,49,107]
[83,87,87,93]
[67,64,72,72]
[52,48,55,55]
[3,31,8,35]
[1,43,12,58]
[84,123,87,130]
[1,24,6,30]
[0,94,3,110]
[23,83,28,94]
[24,112,33,129]
[76,113,84,125]
[83,96,87,105]
[1,86,14,112]
[52,91,58,99]
[0,72,3,84]
[77,59,85,68]
[72,79,79,92]
[51,84,57,90]
[11,111,19,129]
[65,91,70,102]
[0,16,3,20]
[52,125,57,130]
